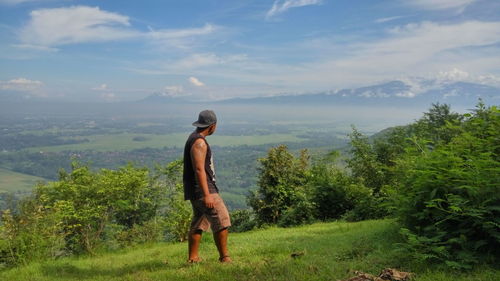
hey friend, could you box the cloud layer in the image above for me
[266,0,322,18]
[408,0,478,11]
[0,77,43,91]
[189,77,205,87]
[20,6,136,46]
[19,6,217,48]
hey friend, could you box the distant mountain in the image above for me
[219,79,500,107]
[138,93,191,104]
[0,91,46,103]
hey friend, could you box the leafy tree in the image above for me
[310,152,385,222]
[154,159,191,242]
[347,127,386,194]
[0,198,66,266]
[248,145,311,225]
[410,103,463,145]
[35,162,158,253]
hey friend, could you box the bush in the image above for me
[229,209,257,232]
[394,104,500,269]
[113,219,167,247]
[341,183,386,222]
[310,164,353,220]
[0,199,67,266]
[248,145,309,225]
[0,160,184,266]
[277,197,316,227]
[155,160,192,242]
[33,163,159,254]
[310,162,384,222]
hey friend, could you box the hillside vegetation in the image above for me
[0,219,497,281]
[0,102,498,278]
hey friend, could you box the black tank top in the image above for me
[183,132,218,200]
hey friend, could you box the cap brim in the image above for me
[192,121,210,128]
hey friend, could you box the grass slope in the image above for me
[0,168,46,194]
[0,220,496,281]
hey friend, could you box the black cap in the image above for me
[192,110,217,128]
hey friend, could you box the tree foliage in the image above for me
[0,159,192,266]
[248,145,312,225]
[394,103,499,269]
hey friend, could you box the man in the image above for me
[183,109,231,263]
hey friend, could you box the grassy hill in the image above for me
[0,168,47,194]
[0,219,496,281]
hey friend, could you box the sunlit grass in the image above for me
[1,219,497,281]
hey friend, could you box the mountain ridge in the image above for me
[137,79,500,107]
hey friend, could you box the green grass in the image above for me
[0,168,47,194]
[1,220,497,281]
[25,133,306,152]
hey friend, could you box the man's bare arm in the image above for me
[191,138,215,208]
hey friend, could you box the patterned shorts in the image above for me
[190,193,231,233]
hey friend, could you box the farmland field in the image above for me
[24,133,307,152]
[0,168,47,194]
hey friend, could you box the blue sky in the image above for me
[0,0,499,101]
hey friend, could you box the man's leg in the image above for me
[213,228,231,262]
[188,229,203,262]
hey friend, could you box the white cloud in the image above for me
[130,20,500,99]
[148,24,216,40]
[437,68,470,81]
[100,92,116,102]
[375,15,406,24]
[11,44,59,52]
[161,85,188,97]
[20,6,136,46]
[172,53,221,69]
[304,21,500,86]
[477,74,500,86]
[189,77,205,87]
[0,0,44,5]
[395,92,416,98]
[92,83,108,91]
[407,0,477,11]
[18,6,219,49]
[0,77,43,91]
[147,24,219,50]
[266,0,322,19]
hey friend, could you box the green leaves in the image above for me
[249,145,312,225]
[394,102,500,269]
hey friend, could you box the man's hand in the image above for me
[203,193,215,209]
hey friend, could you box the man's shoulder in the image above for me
[191,137,207,150]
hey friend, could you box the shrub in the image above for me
[277,197,316,227]
[155,160,191,242]
[341,183,386,222]
[229,209,257,232]
[310,162,384,222]
[0,199,67,266]
[34,163,157,254]
[394,104,500,269]
[248,145,309,225]
[310,165,353,220]
[113,219,167,247]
